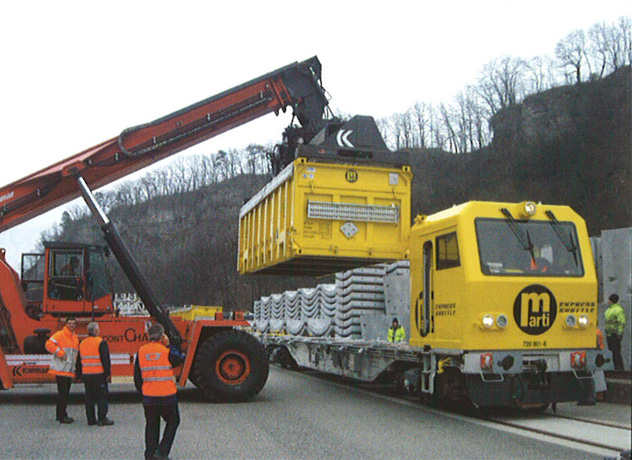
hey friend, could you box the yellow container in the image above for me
[170,305,222,320]
[238,158,411,275]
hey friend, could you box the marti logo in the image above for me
[513,285,557,335]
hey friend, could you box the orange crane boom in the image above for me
[0,56,328,233]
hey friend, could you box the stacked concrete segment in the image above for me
[335,266,387,339]
[284,290,303,335]
[252,262,412,341]
[252,284,338,337]
[363,261,410,341]
[254,297,270,333]
[306,285,337,336]
[269,293,286,333]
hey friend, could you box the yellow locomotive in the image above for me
[407,200,608,407]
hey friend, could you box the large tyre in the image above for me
[188,362,201,388]
[193,329,269,402]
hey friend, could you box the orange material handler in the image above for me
[0,57,331,402]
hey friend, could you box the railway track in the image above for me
[293,366,630,458]
[547,411,630,431]
[484,411,631,455]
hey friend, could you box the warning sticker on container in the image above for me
[340,221,359,239]
[389,173,399,186]
[304,220,332,240]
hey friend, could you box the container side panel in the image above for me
[238,160,411,276]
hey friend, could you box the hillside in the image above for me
[53,174,329,309]
[49,67,631,308]
[405,66,631,234]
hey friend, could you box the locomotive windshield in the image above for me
[475,217,584,277]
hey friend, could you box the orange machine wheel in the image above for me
[215,350,251,385]
[192,329,269,402]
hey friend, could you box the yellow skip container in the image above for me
[238,158,411,276]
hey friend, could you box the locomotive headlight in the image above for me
[519,201,537,218]
[496,314,508,328]
[565,314,577,328]
[482,314,494,329]
[578,314,590,328]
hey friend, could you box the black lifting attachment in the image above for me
[76,176,183,351]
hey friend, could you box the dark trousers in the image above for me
[55,376,72,421]
[607,334,624,370]
[143,403,180,459]
[83,374,109,423]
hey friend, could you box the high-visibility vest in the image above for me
[79,336,105,375]
[605,303,626,336]
[138,342,177,397]
[45,326,79,378]
[387,326,406,343]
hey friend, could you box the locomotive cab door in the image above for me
[416,240,434,337]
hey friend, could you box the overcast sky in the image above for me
[0,0,629,268]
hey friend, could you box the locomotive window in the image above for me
[475,218,584,277]
[436,232,460,270]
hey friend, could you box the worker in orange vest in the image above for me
[594,328,607,401]
[77,322,114,426]
[45,316,79,424]
[134,323,184,460]
[596,328,605,350]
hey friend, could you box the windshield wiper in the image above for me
[501,208,535,263]
[545,210,579,265]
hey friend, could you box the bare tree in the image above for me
[453,87,484,152]
[429,105,446,150]
[555,29,589,83]
[588,21,616,78]
[95,191,117,214]
[439,103,459,153]
[410,102,431,148]
[400,111,415,149]
[386,113,404,150]
[376,117,393,149]
[476,56,527,118]
[525,55,560,93]
[621,16,632,67]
